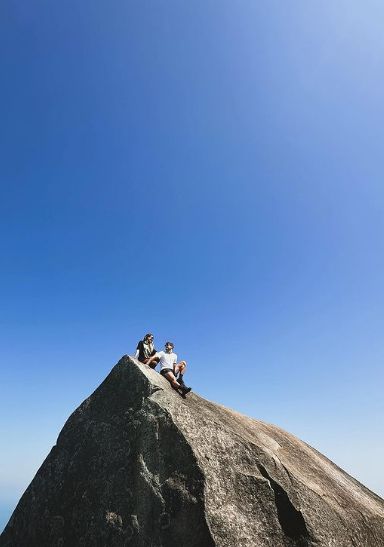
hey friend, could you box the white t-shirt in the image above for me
[156,351,177,371]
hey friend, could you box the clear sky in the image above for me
[1,0,384,532]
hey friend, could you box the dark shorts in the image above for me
[160,368,174,377]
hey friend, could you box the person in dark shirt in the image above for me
[134,333,159,368]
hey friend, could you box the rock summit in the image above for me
[1,356,384,546]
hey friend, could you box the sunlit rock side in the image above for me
[1,355,384,546]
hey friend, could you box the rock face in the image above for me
[1,356,384,547]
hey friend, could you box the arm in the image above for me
[134,341,142,360]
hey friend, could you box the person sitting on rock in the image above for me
[134,333,159,369]
[147,341,191,395]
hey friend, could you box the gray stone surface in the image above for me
[1,356,384,546]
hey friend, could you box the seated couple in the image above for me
[135,333,191,395]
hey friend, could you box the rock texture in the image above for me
[1,356,384,547]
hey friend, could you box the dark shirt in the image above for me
[136,340,156,362]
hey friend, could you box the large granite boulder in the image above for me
[1,356,383,546]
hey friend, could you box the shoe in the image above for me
[180,385,191,395]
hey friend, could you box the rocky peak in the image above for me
[1,356,383,546]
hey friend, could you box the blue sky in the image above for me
[1,0,384,531]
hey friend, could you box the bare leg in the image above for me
[164,370,181,390]
[144,357,159,369]
[174,360,187,380]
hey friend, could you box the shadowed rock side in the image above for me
[1,356,384,547]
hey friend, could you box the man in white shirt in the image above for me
[147,341,191,395]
